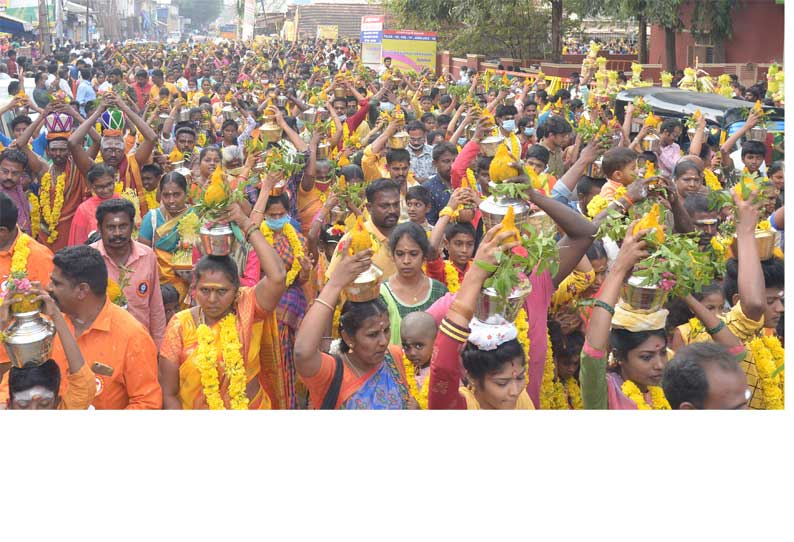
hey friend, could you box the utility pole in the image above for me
[38,0,51,53]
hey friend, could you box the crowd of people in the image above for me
[0,35,784,410]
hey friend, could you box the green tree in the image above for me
[691,0,740,63]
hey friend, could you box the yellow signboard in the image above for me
[381,30,437,73]
[316,25,338,41]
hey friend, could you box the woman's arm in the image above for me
[581,223,648,409]
[683,294,743,352]
[109,93,157,165]
[734,189,765,321]
[293,240,373,379]
[688,113,707,159]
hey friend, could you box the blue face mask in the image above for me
[265,216,289,231]
[296,118,305,131]
[457,137,467,147]
[338,114,347,122]
[501,119,516,133]
[379,102,395,113]
[523,127,534,137]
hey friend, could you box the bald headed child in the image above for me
[400,312,438,383]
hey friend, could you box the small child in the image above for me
[406,185,432,232]
[161,283,180,324]
[400,311,439,405]
[68,163,121,246]
[598,147,638,201]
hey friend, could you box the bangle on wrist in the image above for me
[593,299,615,316]
[623,193,634,206]
[706,320,726,335]
[612,199,627,214]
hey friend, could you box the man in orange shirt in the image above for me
[46,245,161,409]
[0,193,56,403]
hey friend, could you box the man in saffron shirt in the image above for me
[47,245,161,410]
[90,199,166,347]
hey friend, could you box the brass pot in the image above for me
[388,131,409,149]
[479,196,531,231]
[199,223,234,257]
[479,135,504,157]
[731,230,779,261]
[475,284,532,323]
[344,264,384,302]
[527,211,555,235]
[259,119,283,144]
[270,177,289,196]
[2,309,55,368]
[317,141,330,160]
[333,88,346,99]
[620,275,669,314]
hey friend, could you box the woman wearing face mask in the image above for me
[252,191,313,409]
[138,171,194,305]
[427,225,534,410]
[294,240,412,410]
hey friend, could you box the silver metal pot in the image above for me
[2,309,55,368]
[641,132,661,153]
[619,275,669,314]
[747,127,768,141]
[199,223,235,257]
[479,195,531,231]
[300,108,318,124]
[479,135,504,157]
[178,108,192,122]
[475,285,532,323]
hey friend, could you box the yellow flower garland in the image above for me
[565,377,583,409]
[540,332,567,409]
[621,380,671,410]
[514,308,531,387]
[28,193,40,239]
[10,232,30,273]
[260,221,304,287]
[402,354,430,409]
[749,336,784,410]
[444,260,460,294]
[586,194,609,218]
[703,168,722,191]
[194,313,249,410]
[143,188,158,212]
[39,170,67,244]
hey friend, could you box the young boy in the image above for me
[406,185,432,232]
[425,221,477,290]
[400,311,438,406]
[656,118,684,177]
[598,147,638,201]
[140,163,163,212]
[161,283,180,324]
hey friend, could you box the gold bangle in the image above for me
[251,208,265,214]
[314,298,336,312]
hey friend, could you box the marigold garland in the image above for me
[749,336,784,410]
[28,193,40,239]
[703,168,722,191]
[39,170,67,244]
[621,379,671,410]
[586,194,609,218]
[143,188,158,212]
[540,332,567,409]
[402,354,429,409]
[260,221,304,287]
[565,377,583,409]
[514,308,531,387]
[194,313,249,410]
[9,233,30,274]
[444,260,460,294]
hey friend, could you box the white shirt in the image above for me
[97,81,112,93]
